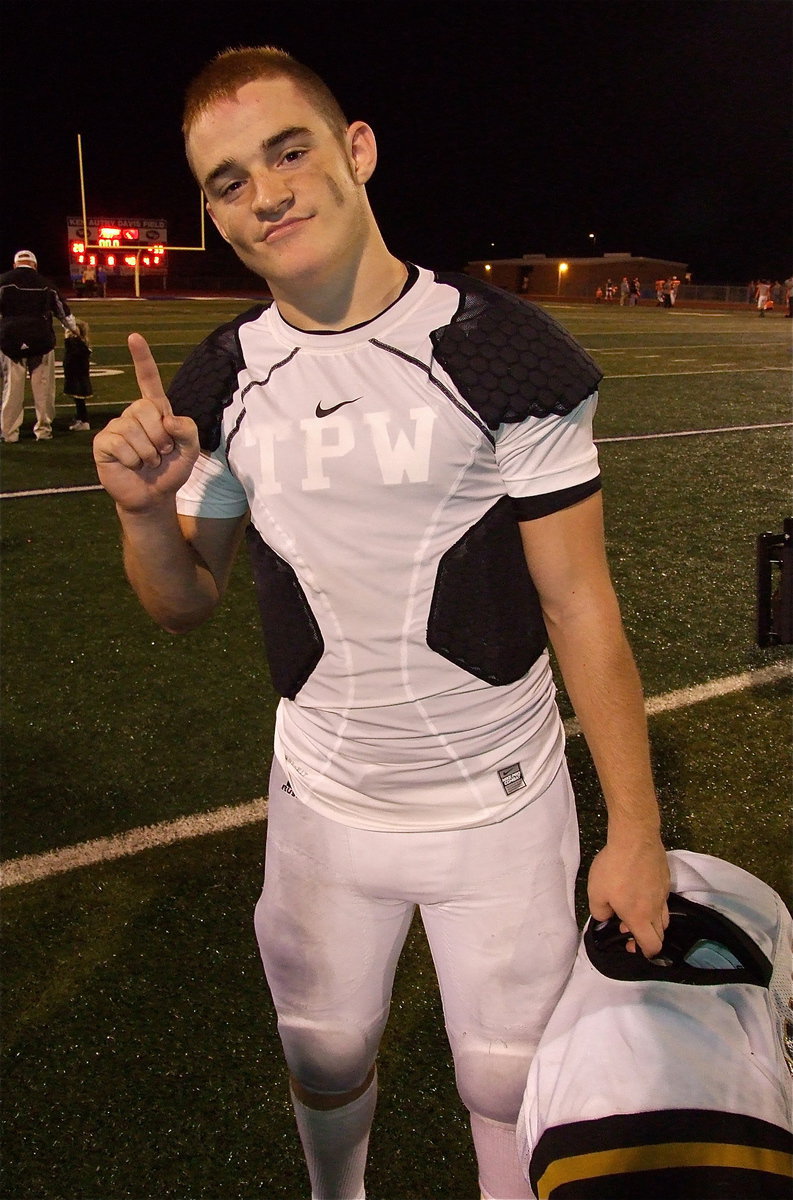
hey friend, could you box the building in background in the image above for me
[466,253,689,300]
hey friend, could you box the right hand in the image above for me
[93,333,200,513]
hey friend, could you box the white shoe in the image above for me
[35,431,53,441]
[69,420,90,431]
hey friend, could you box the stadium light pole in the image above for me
[557,262,569,295]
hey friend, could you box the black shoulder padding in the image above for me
[167,304,269,451]
[430,273,602,430]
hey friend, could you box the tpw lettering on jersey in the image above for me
[363,408,436,484]
[300,415,356,491]
[255,419,292,495]
[246,410,439,493]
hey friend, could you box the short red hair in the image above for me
[182,46,349,143]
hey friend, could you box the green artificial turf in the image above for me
[1,299,791,1199]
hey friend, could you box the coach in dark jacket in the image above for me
[0,249,77,442]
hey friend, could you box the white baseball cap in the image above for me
[13,250,38,268]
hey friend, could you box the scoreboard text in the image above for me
[66,216,168,276]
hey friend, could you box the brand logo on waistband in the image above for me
[315,396,362,418]
[498,763,526,796]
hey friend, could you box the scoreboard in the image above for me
[66,216,168,278]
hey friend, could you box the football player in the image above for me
[93,47,670,1200]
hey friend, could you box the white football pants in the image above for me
[255,755,580,1194]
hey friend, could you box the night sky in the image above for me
[3,0,791,286]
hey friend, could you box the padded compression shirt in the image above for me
[173,265,602,831]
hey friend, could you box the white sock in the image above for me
[289,1072,377,1200]
[470,1112,531,1200]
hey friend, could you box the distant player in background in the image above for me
[93,47,670,1200]
[63,319,93,431]
[755,279,772,316]
[0,250,78,442]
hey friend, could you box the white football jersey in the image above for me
[173,265,602,831]
[518,851,793,1198]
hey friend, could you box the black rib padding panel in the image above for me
[167,304,270,451]
[427,495,545,685]
[430,273,602,430]
[245,524,324,700]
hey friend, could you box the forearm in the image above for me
[544,587,661,837]
[119,501,221,633]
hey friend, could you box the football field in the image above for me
[2,296,791,1199]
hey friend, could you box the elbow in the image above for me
[145,596,219,635]
[159,606,216,635]
[160,616,203,636]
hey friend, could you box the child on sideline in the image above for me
[63,320,92,430]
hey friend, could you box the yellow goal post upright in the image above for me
[76,133,206,298]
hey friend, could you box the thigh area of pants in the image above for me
[257,757,579,1027]
[418,764,580,1043]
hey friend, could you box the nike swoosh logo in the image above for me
[315,396,363,418]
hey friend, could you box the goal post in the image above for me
[76,133,206,297]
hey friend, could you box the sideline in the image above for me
[1,661,788,890]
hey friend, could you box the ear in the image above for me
[206,201,232,244]
[346,121,377,185]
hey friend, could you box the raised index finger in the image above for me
[128,332,171,412]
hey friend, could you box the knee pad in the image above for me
[276,1013,382,1096]
[454,1038,536,1125]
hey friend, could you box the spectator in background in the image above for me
[63,319,93,431]
[628,277,641,306]
[655,279,665,306]
[784,276,792,318]
[669,277,680,306]
[746,280,756,304]
[619,276,630,306]
[0,249,78,442]
[81,262,97,297]
[755,280,772,317]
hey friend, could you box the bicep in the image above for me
[518,492,616,624]
[177,511,249,598]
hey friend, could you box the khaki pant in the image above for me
[1,351,56,440]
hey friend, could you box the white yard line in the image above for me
[607,367,788,378]
[4,421,791,500]
[1,662,788,890]
[0,799,268,889]
[1,484,105,498]
[596,422,791,443]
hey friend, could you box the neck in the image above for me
[268,228,408,332]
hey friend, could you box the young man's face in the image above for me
[187,76,376,290]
